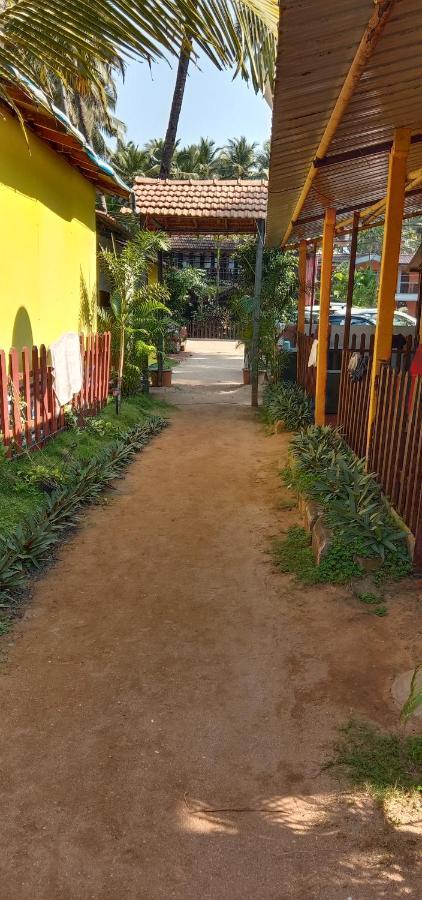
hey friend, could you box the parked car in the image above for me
[303,305,416,348]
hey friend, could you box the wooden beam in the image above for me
[314,133,422,169]
[282,0,396,245]
[366,128,411,457]
[315,208,336,425]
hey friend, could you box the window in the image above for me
[399,272,419,294]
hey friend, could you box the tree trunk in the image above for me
[141,354,150,394]
[73,91,90,142]
[159,38,192,179]
[250,220,265,408]
[115,327,125,414]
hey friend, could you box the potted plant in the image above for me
[149,360,173,387]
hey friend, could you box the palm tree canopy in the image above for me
[219,136,259,179]
[0,1,278,110]
[111,135,270,183]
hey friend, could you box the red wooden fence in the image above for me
[0,332,111,455]
[187,320,240,340]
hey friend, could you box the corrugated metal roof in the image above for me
[2,73,129,198]
[267,0,422,246]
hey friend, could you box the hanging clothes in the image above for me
[348,352,360,373]
[349,355,368,382]
[307,338,318,367]
[50,332,83,408]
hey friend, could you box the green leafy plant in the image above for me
[99,231,170,409]
[0,417,168,611]
[287,424,410,567]
[327,719,422,804]
[262,382,313,430]
[400,664,422,724]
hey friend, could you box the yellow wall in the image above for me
[0,109,97,353]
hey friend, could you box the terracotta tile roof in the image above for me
[129,178,267,233]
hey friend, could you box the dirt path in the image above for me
[0,343,420,898]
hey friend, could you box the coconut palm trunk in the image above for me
[159,36,192,179]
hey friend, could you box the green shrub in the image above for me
[122,362,141,396]
[0,416,168,611]
[262,382,313,430]
[327,719,422,803]
[288,425,410,567]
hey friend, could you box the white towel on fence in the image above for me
[50,332,83,407]
[307,338,318,368]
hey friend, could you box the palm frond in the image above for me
[0,0,279,106]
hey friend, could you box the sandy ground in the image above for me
[0,340,421,899]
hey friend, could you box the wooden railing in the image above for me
[296,332,316,397]
[0,332,111,455]
[369,366,422,548]
[337,349,373,459]
[187,320,240,340]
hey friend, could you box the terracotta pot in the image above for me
[243,367,250,385]
[150,369,172,387]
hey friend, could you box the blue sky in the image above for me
[115,52,271,150]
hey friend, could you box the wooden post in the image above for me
[251,218,265,408]
[297,240,307,334]
[315,208,336,425]
[309,241,317,333]
[157,250,164,388]
[366,128,411,457]
[415,270,422,345]
[344,211,359,352]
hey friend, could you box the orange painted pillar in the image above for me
[366,128,411,457]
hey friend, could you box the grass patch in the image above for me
[327,720,422,806]
[272,526,318,584]
[0,395,169,536]
[272,525,366,585]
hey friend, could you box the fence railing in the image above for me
[0,332,111,455]
[337,350,373,459]
[187,320,240,340]
[369,366,422,545]
[296,332,316,397]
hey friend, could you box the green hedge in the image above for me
[262,382,313,431]
[0,416,168,614]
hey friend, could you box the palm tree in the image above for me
[196,138,222,177]
[219,137,258,178]
[173,144,201,179]
[99,230,169,410]
[111,140,152,183]
[255,139,270,178]
[159,4,277,178]
[0,1,278,114]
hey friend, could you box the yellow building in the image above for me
[0,78,129,353]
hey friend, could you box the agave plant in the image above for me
[0,416,168,605]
